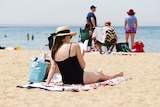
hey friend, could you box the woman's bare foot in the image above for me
[97,68,102,73]
[116,72,123,77]
[111,72,123,79]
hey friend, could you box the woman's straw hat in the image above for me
[55,26,77,37]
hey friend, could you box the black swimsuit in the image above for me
[55,43,84,84]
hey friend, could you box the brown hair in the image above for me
[85,23,91,30]
[105,21,111,26]
[51,36,65,60]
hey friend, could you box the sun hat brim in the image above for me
[127,12,135,15]
[127,9,136,15]
[56,32,77,37]
[55,26,77,37]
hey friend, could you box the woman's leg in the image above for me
[83,71,123,84]
[125,33,130,43]
[130,33,135,48]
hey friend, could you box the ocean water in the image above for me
[0,25,160,53]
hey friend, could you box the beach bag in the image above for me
[79,28,89,43]
[28,55,49,83]
[130,41,144,52]
[116,42,130,52]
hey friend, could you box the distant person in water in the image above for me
[27,33,29,40]
[124,9,138,48]
[32,34,34,40]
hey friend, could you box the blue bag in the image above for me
[28,56,48,82]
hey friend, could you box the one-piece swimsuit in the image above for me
[55,43,84,84]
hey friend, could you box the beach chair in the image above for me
[79,28,89,43]
[92,27,117,53]
[78,28,90,51]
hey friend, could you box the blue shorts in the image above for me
[125,27,136,33]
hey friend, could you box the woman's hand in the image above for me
[76,43,86,69]
[41,82,50,87]
[82,49,85,56]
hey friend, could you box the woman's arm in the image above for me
[45,58,57,85]
[135,20,138,30]
[91,17,96,28]
[75,43,86,69]
[124,20,127,30]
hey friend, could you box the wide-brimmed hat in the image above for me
[127,9,135,15]
[55,26,77,37]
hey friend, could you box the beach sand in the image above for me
[0,50,160,107]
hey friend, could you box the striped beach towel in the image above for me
[17,77,132,92]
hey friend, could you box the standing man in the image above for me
[86,5,97,31]
[86,5,97,51]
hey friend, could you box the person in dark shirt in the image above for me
[86,5,97,31]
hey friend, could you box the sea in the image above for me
[0,25,160,53]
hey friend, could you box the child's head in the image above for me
[105,21,111,26]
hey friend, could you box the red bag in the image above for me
[130,41,144,52]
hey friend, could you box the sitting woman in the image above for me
[45,26,123,85]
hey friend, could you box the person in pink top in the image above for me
[124,9,138,48]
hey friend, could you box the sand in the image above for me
[0,50,160,107]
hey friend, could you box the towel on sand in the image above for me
[17,77,131,92]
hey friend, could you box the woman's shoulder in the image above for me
[71,42,81,50]
[71,42,79,46]
[70,42,81,56]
